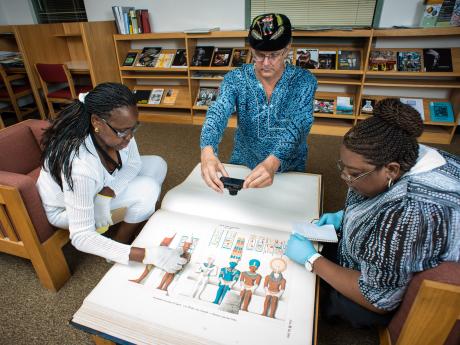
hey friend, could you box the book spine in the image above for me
[142,10,151,33]
[136,10,143,34]
[111,6,122,34]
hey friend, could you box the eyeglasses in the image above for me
[252,48,286,63]
[100,118,140,138]
[336,160,377,184]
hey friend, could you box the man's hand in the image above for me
[143,246,187,273]
[285,233,317,265]
[200,146,229,193]
[316,210,344,230]
[243,155,280,189]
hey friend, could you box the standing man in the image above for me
[200,13,317,191]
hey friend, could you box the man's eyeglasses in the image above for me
[336,160,377,184]
[252,48,286,63]
[100,118,140,138]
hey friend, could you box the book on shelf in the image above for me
[133,90,152,104]
[163,89,179,105]
[123,52,138,66]
[423,48,453,72]
[336,96,354,115]
[191,71,226,79]
[71,163,321,345]
[191,46,214,67]
[148,89,165,105]
[337,50,361,70]
[196,87,219,107]
[135,47,162,67]
[318,50,337,70]
[112,6,150,34]
[314,99,335,114]
[360,98,376,115]
[451,0,460,25]
[436,0,457,26]
[231,48,250,67]
[155,53,175,68]
[295,48,319,69]
[368,50,396,71]
[400,98,425,120]
[211,48,233,67]
[171,49,187,68]
[140,9,151,33]
[284,48,294,65]
[420,4,442,27]
[429,101,455,122]
[397,51,422,72]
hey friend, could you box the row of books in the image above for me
[420,0,460,27]
[134,89,179,105]
[368,48,453,72]
[291,49,361,70]
[112,6,151,35]
[315,95,455,123]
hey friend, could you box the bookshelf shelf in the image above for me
[114,28,460,144]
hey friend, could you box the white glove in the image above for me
[143,246,187,273]
[94,194,113,228]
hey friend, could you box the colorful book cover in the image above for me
[211,48,233,67]
[296,48,319,69]
[368,50,396,71]
[123,52,138,66]
[133,90,152,104]
[148,89,164,105]
[423,48,453,72]
[361,99,376,115]
[336,96,354,115]
[163,89,179,105]
[338,50,361,70]
[429,101,454,122]
[400,98,425,120]
[397,51,422,72]
[196,87,219,107]
[420,4,442,27]
[155,53,174,68]
[436,0,456,26]
[231,48,249,67]
[318,50,337,70]
[135,47,162,67]
[314,99,335,114]
[171,49,187,68]
[191,46,214,66]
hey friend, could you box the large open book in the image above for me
[71,164,322,345]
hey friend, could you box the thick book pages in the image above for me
[72,164,321,345]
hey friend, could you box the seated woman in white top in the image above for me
[37,82,186,272]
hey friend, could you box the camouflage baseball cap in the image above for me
[248,13,292,51]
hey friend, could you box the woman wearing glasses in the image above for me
[200,13,317,191]
[286,98,460,327]
[37,83,186,273]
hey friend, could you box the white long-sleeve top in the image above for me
[37,135,142,264]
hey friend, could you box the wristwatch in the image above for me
[304,253,322,272]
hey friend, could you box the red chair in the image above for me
[0,64,37,122]
[35,63,92,119]
[0,119,71,291]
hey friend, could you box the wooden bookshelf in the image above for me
[113,27,460,144]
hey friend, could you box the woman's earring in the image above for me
[387,178,393,189]
[94,127,99,133]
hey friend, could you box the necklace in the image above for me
[90,132,122,174]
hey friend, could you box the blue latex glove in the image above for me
[285,233,317,265]
[316,210,344,230]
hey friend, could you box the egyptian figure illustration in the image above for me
[192,256,217,299]
[213,261,240,305]
[262,257,287,318]
[239,259,262,311]
[129,234,176,284]
[157,240,192,291]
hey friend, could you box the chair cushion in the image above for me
[388,262,460,344]
[36,64,67,83]
[0,123,43,174]
[47,85,91,99]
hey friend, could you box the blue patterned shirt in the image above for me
[200,64,317,172]
[338,146,460,311]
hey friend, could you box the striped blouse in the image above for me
[338,145,460,311]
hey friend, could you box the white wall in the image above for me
[84,0,245,31]
[378,0,425,28]
[0,0,36,25]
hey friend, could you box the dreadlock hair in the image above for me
[343,98,423,173]
[41,82,136,191]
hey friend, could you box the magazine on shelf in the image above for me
[191,46,214,67]
[400,98,425,120]
[171,49,188,68]
[314,99,335,114]
[211,48,233,67]
[318,50,337,69]
[423,48,453,72]
[368,50,396,71]
[337,50,361,70]
[429,101,454,122]
[360,98,376,115]
[71,163,321,345]
[231,48,250,67]
[284,49,294,65]
[397,51,422,72]
[420,4,442,27]
[336,96,354,115]
[135,47,162,67]
[295,48,319,69]
[155,53,175,68]
[196,87,219,107]
[133,90,152,105]
[163,89,179,105]
[123,52,138,66]
[436,0,457,26]
[148,89,165,105]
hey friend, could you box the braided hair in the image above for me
[343,98,423,173]
[41,82,136,191]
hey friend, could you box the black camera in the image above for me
[220,176,244,196]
